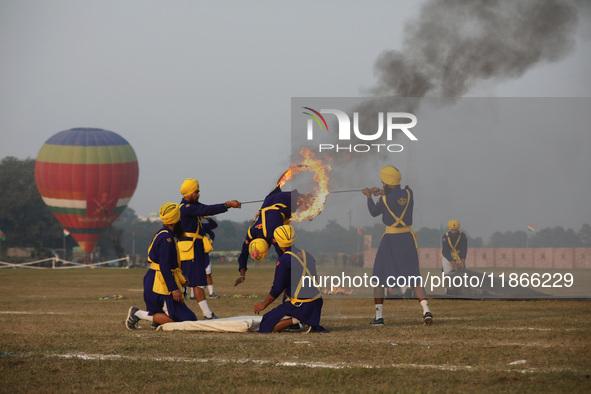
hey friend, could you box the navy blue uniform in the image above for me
[143,226,197,322]
[179,199,227,287]
[367,186,421,287]
[442,231,467,263]
[203,217,217,241]
[238,187,292,272]
[258,246,326,333]
[203,217,217,270]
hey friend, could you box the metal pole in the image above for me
[240,200,265,205]
[329,189,365,194]
[240,189,366,205]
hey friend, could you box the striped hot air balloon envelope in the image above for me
[35,128,139,253]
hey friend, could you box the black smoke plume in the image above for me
[316,0,581,188]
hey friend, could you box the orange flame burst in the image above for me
[276,169,292,188]
[276,164,307,188]
[291,148,332,222]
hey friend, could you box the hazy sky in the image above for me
[1,0,590,240]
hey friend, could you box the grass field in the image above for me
[1,265,590,393]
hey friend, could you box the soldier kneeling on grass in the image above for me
[254,225,327,333]
[126,203,198,330]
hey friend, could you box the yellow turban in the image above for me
[448,220,460,231]
[380,165,401,186]
[180,178,199,196]
[159,203,180,225]
[274,225,296,248]
[249,238,269,261]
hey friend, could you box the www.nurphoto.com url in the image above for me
[305,272,574,292]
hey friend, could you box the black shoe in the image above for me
[209,292,220,299]
[370,317,384,326]
[286,323,305,332]
[304,325,329,333]
[151,322,160,329]
[423,312,433,326]
[126,306,140,330]
[204,312,219,320]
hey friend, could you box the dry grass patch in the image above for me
[1,266,590,392]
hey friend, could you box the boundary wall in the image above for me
[362,235,591,269]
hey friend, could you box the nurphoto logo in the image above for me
[302,107,418,153]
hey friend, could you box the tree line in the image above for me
[1,156,590,261]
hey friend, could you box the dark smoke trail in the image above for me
[371,0,578,98]
[319,0,581,188]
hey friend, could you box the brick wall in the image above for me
[362,235,591,269]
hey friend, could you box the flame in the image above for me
[276,164,307,188]
[291,148,332,222]
[276,169,292,188]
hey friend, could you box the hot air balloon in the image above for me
[34,128,139,253]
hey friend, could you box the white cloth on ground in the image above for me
[157,315,262,332]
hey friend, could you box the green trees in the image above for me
[0,157,63,258]
[579,224,591,247]
[487,227,587,248]
[529,227,580,248]
[488,231,528,248]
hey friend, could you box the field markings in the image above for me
[367,339,571,348]
[463,326,580,331]
[0,311,68,315]
[42,352,582,374]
